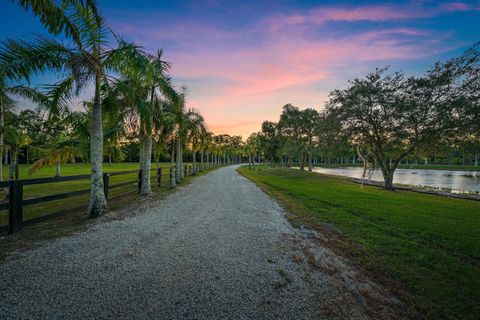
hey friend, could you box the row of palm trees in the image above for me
[0,0,244,217]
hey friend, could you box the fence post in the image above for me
[103,173,110,201]
[156,167,162,186]
[8,180,23,234]
[138,169,143,194]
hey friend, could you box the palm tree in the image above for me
[106,48,177,195]
[199,131,213,171]
[139,50,178,195]
[29,134,80,177]
[151,100,178,175]
[185,109,206,175]
[28,110,90,176]
[171,88,187,183]
[1,1,139,217]
[154,103,177,189]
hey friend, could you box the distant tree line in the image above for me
[246,45,480,190]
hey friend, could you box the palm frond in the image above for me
[14,0,83,47]
[0,35,75,81]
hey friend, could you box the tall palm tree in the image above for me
[106,48,178,195]
[153,102,177,189]
[1,1,138,217]
[199,131,213,171]
[139,50,178,195]
[152,102,174,170]
[185,109,206,175]
[172,88,187,183]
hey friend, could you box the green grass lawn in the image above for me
[238,166,480,319]
[0,162,185,227]
[316,163,480,171]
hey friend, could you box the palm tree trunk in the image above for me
[87,73,107,218]
[200,150,204,171]
[170,140,176,189]
[192,151,197,175]
[139,134,145,170]
[180,143,184,179]
[140,86,156,195]
[109,154,112,167]
[55,161,61,177]
[176,134,181,183]
[140,132,152,195]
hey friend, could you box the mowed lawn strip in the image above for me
[238,166,480,319]
[0,163,176,226]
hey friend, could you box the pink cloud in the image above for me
[258,2,479,33]
[109,2,470,138]
[441,2,472,11]
[169,27,453,137]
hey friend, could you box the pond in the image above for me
[311,167,480,194]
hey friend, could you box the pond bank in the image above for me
[347,178,480,201]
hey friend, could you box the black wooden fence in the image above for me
[0,166,176,234]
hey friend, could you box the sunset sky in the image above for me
[1,0,479,138]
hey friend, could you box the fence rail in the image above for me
[0,166,179,234]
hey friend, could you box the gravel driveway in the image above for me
[0,165,396,319]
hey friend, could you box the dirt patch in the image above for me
[281,232,402,319]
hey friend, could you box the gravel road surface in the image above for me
[0,165,396,319]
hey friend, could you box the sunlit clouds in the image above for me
[108,1,478,137]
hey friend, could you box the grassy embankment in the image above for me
[317,163,480,171]
[0,162,188,227]
[238,166,480,319]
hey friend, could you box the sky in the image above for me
[1,0,479,138]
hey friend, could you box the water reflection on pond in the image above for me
[311,167,480,194]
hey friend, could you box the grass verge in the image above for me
[238,166,480,319]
